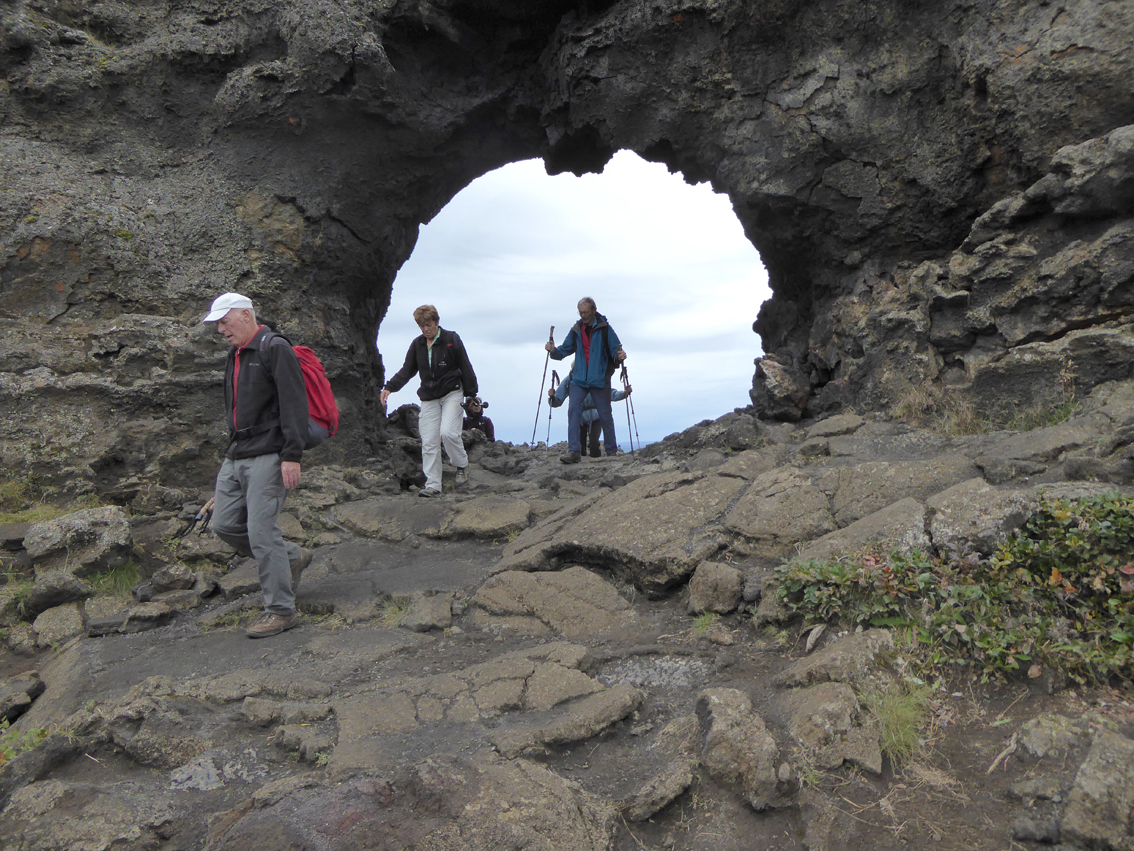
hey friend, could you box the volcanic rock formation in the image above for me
[1,0,1132,495]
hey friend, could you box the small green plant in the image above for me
[379,596,410,627]
[90,560,143,597]
[112,228,134,240]
[5,580,33,619]
[0,473,41,514]
[1001,397,1078,432]
[859,680,933,767]
[759,625,792,648]
[203,610,252,630]
[0,719,49,766]
[789,746,827,789]
[691,611,719,634]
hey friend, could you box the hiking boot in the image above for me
[245,611,298,638]
[559,451,582,464]
[418,486,441,497]
[455,466,469,486]
[291,548,313,591]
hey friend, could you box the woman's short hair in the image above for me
[413,304,440,326]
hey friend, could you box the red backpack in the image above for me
[258,332,340,447]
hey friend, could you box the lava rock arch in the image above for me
[1,0,1132,492]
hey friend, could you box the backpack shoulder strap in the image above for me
[255,330,293,377]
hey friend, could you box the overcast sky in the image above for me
[377,150,771,448]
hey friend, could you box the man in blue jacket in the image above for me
[549,372,631,457]
[544,297,627,463]
[203,292,313,639]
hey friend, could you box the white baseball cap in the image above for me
[203,292,254,322]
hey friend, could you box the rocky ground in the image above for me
[3,387,1134,851]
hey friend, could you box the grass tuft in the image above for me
[691,611,719,634]
[90,560,143,597]
[860,681,933,768]
[379,596,411,627]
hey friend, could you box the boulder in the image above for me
[446,496,531,539]
[31,604,85,648]
[724,468,837,551]
[205,754,614,851]
[23,507,133,578]
[697,687,781,810]
[474,567,636,640]
[0,780,176,851]
[19,571,93,620]
[687,561,744,615]
[796,498,930,562]
[400,591,453,633]
[776,629,895,688]
[814,457,980,527]
[500,471,745,593]
[783,682,883,775]
[1061,728,1134,850]
[335,497,450,542]
[927,478,1035,556]
[490,684,644,759]
[0,671,45,724]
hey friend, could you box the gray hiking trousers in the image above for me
[212,453,302,616]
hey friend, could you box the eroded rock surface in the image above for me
[1,386,1134,850]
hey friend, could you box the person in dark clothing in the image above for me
[548,372,630,457]
[462,397,494,442]
[544,297,627,463]
[381,304,478,496]
[203,292,313,639]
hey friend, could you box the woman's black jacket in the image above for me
[385,328,478,402]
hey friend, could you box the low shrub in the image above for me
[775,493,1134,686]
[0,719,49,766]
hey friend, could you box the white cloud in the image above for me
[379,150,770,446]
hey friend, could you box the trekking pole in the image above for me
[531,326,554,446]
[621,365,640,454]
[545,370,559,445]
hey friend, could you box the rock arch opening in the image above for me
[378,151,770,445]
[0,0,1130,493]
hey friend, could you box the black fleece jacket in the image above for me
[224,326,308,462]
[385,328,478,402]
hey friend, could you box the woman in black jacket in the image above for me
[380,305,478,496]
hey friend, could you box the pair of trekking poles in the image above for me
[531,326,640,453]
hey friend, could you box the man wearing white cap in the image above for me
[202,292,313,638]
